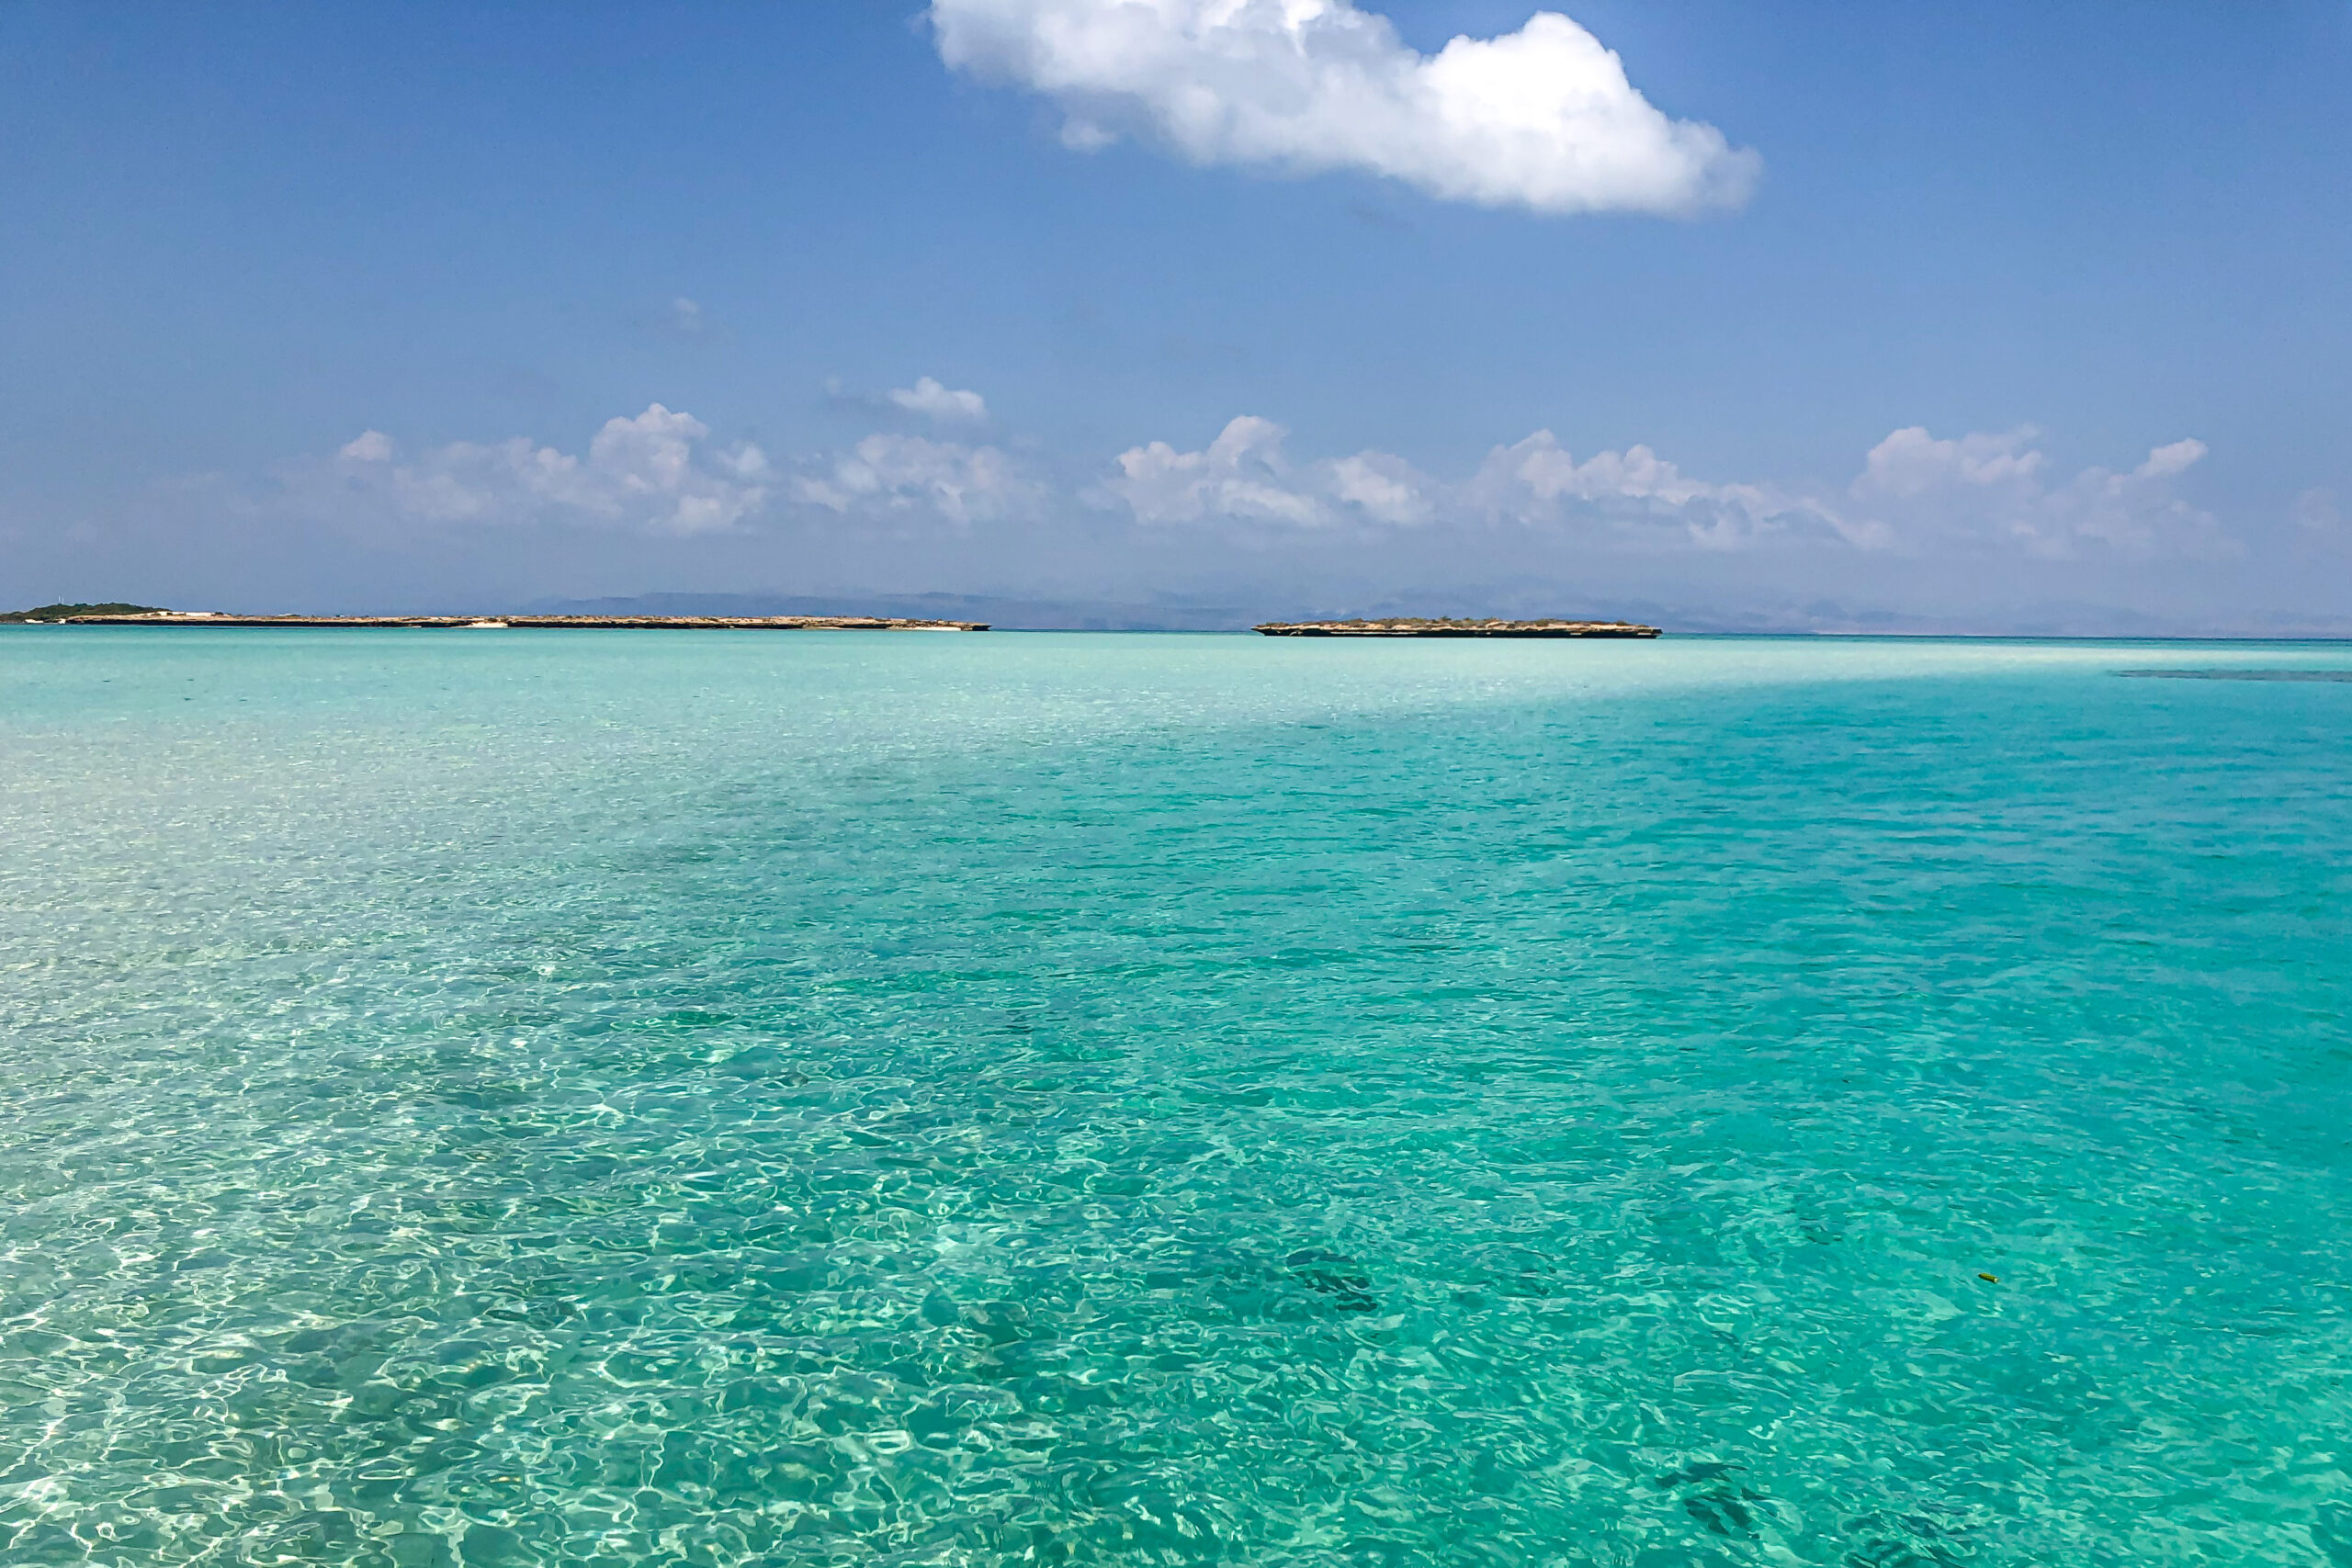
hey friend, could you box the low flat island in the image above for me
[1255,617,1660,637]
[40,612,989,631]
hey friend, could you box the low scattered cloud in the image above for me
[275,393,2227,578]
[298,404,770,536]
[1849,427,2226,558]
[794,433,1037,525]
[1466,431,1864,549]
[1110,416,1329,527]
[1851,426,2046,500]
[888,376,990,423]
[1328,450,1434,526]
[1100,416,2217,558]
[1103,415,1437,528]
[928,0,1758,217]
[286,389,1034,536]
[1102,418,1857,547]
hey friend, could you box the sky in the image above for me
[3,0,2348,631]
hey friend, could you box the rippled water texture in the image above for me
[4,630,2350,1566]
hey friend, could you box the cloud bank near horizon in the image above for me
[275,387,2227,577]
[1094,415,2224,562]
[927,0,1758,217]
[24,380,2336,632]
[308,405,771,536]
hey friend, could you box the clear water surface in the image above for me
[2,630,2348,1567]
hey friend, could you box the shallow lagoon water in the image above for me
[3,630,2349,1566]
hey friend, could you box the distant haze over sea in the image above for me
[521,592,2352,638]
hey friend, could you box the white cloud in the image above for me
[2138,437,2206,479]
[928,0,1758,217]
[1851,426,2047,501]
[306,404,770,536]
[666,297,707,335]
[794,433,1036,525]
[1466,431,1866,549]
[1328,450,1433,525]
[1110,416,1329,526]
[1100,415,2224,560]
[1103,415,1439,527]
[1849,427,2225,558]
[888,376,990,423]
[1103,417,1844,547]
[292,398,2230,570]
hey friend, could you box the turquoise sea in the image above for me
[3,630,2349,1567]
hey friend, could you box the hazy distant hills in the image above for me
[522,592,1261,631]
[519,591,2352,638]
[525,590,1730,633]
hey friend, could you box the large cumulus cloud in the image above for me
[928,0,1758,216]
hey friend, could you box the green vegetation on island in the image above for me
[0,602,168,622]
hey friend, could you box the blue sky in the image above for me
[3,1,2347,629]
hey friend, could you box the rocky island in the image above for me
[28,610,989,631]
[1255,617,1660,638]
[0,602,168,622]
